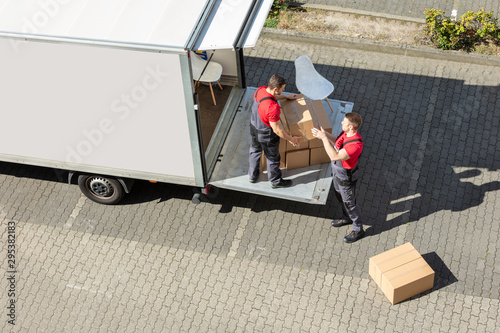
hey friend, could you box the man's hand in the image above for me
[288,135,301,146]
[285,94,298,100]
[270,120,301,146]
[311,126,327,140]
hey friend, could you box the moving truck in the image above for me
[0,0,352,205]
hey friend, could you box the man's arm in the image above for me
[311,127,350,161]
[321,139,350,161]
[275,93,298,101]
[270,121,300,146]
[322,131,336,144]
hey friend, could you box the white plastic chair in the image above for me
[190,52,223,106]
[294,55,335,113]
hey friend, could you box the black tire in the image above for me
[78,174,125,205]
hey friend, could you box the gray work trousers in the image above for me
[331,161,363,232]
[248,125,282,184]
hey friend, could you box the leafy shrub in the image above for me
[424,8,500,52]
[269,0,290,18]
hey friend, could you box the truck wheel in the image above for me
[78,175,125,205]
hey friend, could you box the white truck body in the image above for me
[0,0,348,205]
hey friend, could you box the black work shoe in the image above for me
[343,230,365,243]
[331,219,352,228]
[271,178,292,189]
[249,178,257,183]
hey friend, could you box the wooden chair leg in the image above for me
[209,82,216,106]
[217,81,223,90]
[326,99,335,114]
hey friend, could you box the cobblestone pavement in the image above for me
[1,31,500,333]
[297,0,500,19]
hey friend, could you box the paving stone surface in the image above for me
[1,14,500,333]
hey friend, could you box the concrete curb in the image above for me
[261,28,500,67]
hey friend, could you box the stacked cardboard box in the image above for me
[369,243,435,304]
[261,95,332,171]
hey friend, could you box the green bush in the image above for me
[269,0,290,18]
[424,8,500,52]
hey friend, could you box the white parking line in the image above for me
[64,194,87,228]
[227,207,251,257]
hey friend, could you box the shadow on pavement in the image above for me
[422,251,458,291]
[247,57,500,233]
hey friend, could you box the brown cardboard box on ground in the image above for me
[280,95,332,142]
[310,147,331,165]
[286,149,309,170]
[369,242,434,305]
[381,257,435,305]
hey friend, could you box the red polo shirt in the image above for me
[254,86,280,127]
[334,131,363,169]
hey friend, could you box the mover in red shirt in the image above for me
[248,74,301,188]
[312,113,365,243]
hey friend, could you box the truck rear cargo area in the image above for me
[197,84,234,151]
[208,88,354,205]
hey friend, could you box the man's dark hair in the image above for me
[268,74,286,90]
[345,112,362,130]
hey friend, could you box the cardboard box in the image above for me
[280,95,332,141]
[286,149,309,170]
[369,243,434,304]
[258,99,332,170]
[381,257,435,305]
[310,147,331,165]
[369,243,421,287]
[309,137,327,149]
[279,106,308,145]
[286,139,309,151]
